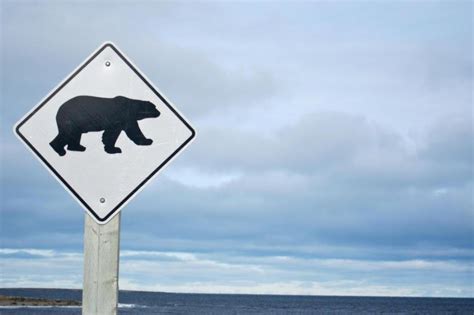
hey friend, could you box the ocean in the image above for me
[0,288,473,314]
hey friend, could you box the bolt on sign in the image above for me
[14,42,196,224]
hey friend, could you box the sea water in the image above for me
[0,288,473,314]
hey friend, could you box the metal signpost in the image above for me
[14,42,196,314]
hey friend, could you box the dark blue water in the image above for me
[0,288,473,314]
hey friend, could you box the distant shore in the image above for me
[0,295,80,307]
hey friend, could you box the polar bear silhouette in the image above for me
[49,95,160,156]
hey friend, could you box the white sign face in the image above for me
[15,42,195,224]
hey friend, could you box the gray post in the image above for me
[82,213,121,315]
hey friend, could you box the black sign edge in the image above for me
[14,42,196,223]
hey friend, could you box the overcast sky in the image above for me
[0,1,473,297]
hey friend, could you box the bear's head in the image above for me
[134,100,160,120]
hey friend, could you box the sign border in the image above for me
[14,42,196,224]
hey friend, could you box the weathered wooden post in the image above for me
[82,213,121,315]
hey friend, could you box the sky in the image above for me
[0,1,473,297]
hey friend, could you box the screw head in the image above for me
[100,198,106,203]
[105,61,111,67]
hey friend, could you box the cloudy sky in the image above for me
[0,1,472,297]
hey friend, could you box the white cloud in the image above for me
[1,248,472,297]
[0,248,57,257]
[164,167,241,189]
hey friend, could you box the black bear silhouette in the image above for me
[49,95,160,156]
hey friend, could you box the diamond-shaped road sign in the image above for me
[14,42,195,224]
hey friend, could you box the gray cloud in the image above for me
[182,111,472,184]
[1,1,278,122]
[129,112,472,250]
[2,111,471,256]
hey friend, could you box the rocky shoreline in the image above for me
[0,295,81,307]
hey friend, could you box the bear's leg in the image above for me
[50,134,67,156]
[102,129,122,154]
[67,131,86,152]
[125,121,153,146]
